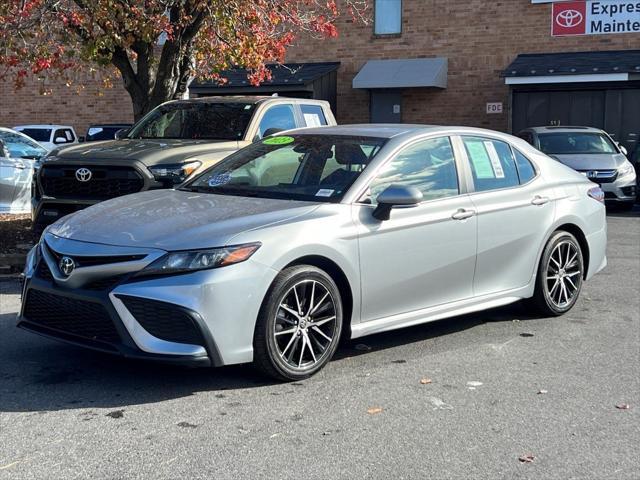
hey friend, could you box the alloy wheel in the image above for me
[545,240,582,309]
[273,279,338,371]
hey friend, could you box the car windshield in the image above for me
[0,131,47,159]
[17,128,51,142]
[127,102,256,141]
[183,135,387,202]
[538,132,618,155]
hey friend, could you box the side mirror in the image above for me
[0,139,8,158]
[54,136,68,144]
[372,185,423,221]
[114,128,130,140]
[262,127,284,138]
[617,143,628,156]
[78,136,85,143]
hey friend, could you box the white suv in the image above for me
[14,124,79,151]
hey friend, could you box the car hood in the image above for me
[47,190,321,250]
[550,153,627,171]
[51,139,243,166]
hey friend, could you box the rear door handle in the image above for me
[531,195,550,206]
[451,208,476,220]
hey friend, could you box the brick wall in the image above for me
[285,0,639,131]
[0,74,133,137]
[0,0,637,134]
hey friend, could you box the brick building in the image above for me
[1,0,639,151]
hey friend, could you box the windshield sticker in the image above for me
[484,141,505,179]
[315,189,334,197]
[263,136,294,146]
[208,173,231,187]
[466,141,495,179]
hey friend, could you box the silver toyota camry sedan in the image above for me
[19,125,607,380]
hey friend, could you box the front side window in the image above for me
[538,132,617,155]
[463,136,520,192]
[374,0,402,35]
[367,136,459,203]
[17,128,51,142]
[128,102,256,141]
[0,132,47,159]
[257,104,297,138]
[185,135,386,202]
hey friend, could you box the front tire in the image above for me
[253,265,343,381]
[529,231,584,316]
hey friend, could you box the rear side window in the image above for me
[301,104,328,127]
[462,136,519,192]
[513,149,536,184]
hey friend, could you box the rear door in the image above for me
[459,135,555,296]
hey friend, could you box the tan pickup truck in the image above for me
[32,96,336,232]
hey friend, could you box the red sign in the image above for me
[552,1,587,36]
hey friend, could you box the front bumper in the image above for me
[19,236,278,367]
[601,171,637,203]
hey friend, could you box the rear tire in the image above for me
[253,265,343,381]
[528,231,584,316]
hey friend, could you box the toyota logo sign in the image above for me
[58,256,75,277]
[556,9,583,28]
[75,167,92,182]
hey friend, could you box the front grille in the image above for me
[44,242,145,268]
[119,296,205,346]
[36,260,53,281]
[579,169,618,184]
[40,165,144,199]
[23,289,120,343]
[84,274,128,291]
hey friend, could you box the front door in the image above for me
[354,136,477,322]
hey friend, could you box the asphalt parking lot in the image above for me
[0,209,638,480]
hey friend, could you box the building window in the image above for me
[374,0,402,35]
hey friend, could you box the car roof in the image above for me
[284,124,523,140]
[524,126,605,134]
[164,96,327,106]
[14,124,74,129]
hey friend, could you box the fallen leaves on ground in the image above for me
[537,389,548,395]
[615,404,630,410]
[420,378,432,385]
[518,454,535,463]
[367,407,383,415]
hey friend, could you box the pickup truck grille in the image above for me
[40,165,144,199]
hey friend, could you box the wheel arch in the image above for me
[552,223,591,279]
[283,255,354,340]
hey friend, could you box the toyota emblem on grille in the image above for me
[75,168,92,182]
[59,256,75,276]
[556,9,583,28]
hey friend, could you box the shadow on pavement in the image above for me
[0,301,537,413]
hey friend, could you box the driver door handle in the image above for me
[531,195,550,206]
[451,208,476,220]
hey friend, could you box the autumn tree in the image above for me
[0,1,367,120]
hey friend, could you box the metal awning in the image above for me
[502,50,640,85]
[352,58,448,89]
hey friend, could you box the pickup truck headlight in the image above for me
[136,243,261,277]
[618,161,635,177]
[148,160,201,184]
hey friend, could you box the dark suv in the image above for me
[32,96,335,233]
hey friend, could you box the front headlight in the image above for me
[136,243,261,277]
[618,161,635,177]
[148,160,201,184]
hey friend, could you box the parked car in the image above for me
[517,126,636,210]
[0,127,47,214]
[19,125,607,380]
[31,96,336,233]
[84,124,133,142]
[14,124,79,151]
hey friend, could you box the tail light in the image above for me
[588,186,605,203]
